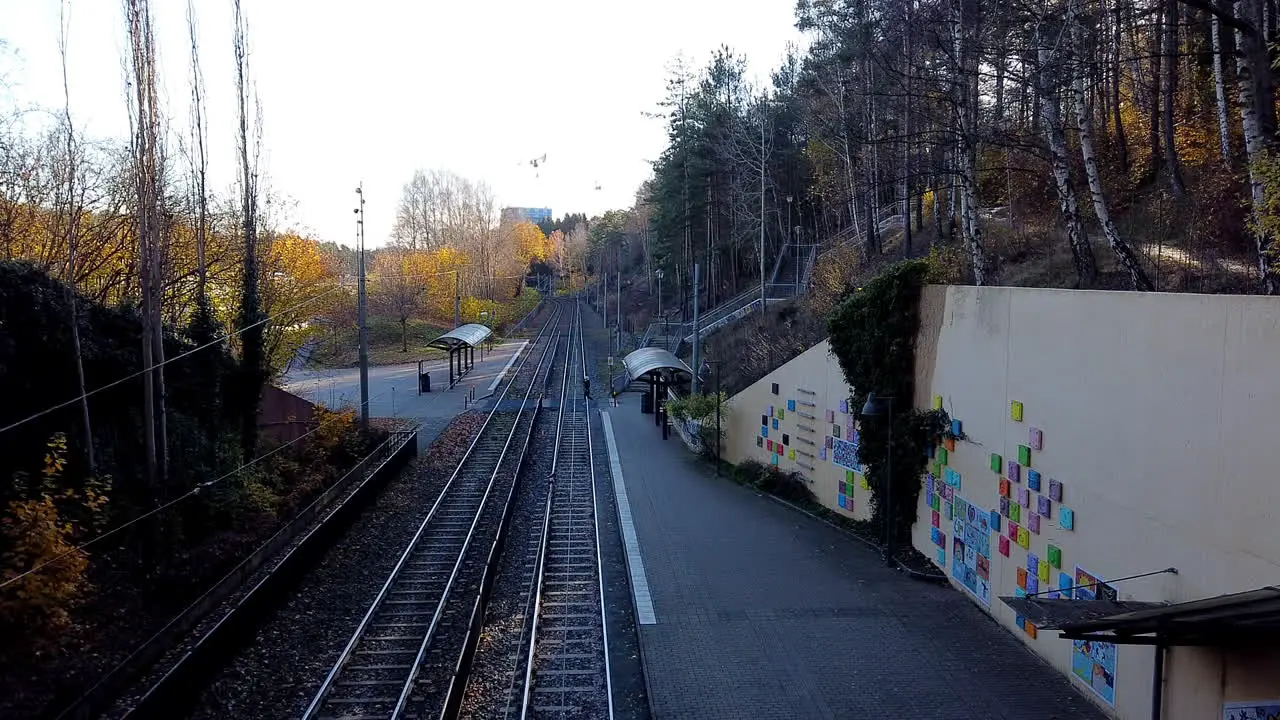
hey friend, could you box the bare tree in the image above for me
[56,0,95,476]
[234,0,266,458]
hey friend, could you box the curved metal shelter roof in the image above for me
[623,347,693,383]
[427,323,493,350]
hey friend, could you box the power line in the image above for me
[0,283,348,438]
[0,384,407,592]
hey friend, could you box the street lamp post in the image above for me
[354,184,369,433]
[700,360,722,476]
[861,392,895,568]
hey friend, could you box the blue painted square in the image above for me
[936,548,946,566]
[771,418,779,430]
[771,453,779,466]
[1028,469,1042,491]
[951,418,962,436]
[1060,506,1075,530]
[1060,572,1074,596]
[761,426,768,438]
[838,494,847,508]
[989,510,1001,532]
[787,399,796,411]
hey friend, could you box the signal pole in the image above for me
[355,183,369,432]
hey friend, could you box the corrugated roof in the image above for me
[426,323,493,350]
[623,347,692,382]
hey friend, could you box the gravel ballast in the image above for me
[189,411,487,719]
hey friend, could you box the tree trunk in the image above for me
[1112,0,1130,172]
[1074,13,1154,291]
[1039,34,1098,287]
[1213,12,1234,163]
[1149,9,1163,180]
[1235,0,1279,292]
[1163,0,1187,194]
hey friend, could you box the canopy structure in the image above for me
[427,323,492,351]
[427,323,492,387]
[622,347,692,384]
[1056,586,1280,646]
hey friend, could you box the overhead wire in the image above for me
[0,383,407,591]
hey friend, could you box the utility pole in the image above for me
[616,269,621,355]
[761,104,767,313]
[456,269,462,325]
[691,262,700,395]
[355,183,369,432]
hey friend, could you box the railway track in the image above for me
[450,303,613,720]
[302,302,570,720]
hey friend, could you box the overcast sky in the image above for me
[2,0,801,247]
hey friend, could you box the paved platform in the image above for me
[600,393,1108,720]
[283,341,527,447]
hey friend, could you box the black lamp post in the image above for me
[700,360,722,475]
[861,392,895,568]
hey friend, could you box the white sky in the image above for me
[1,0,801,247]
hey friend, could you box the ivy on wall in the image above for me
[827,259,951,548]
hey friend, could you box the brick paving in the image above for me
[603,395,1108,720]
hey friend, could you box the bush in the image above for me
[667,391,728,457]
[734,459,815,503]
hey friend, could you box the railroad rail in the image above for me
[516,302,613,719]
[303,302,570,720]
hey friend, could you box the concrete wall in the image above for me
[912,284,1280,720]
[721,339,872,523]
[722,283,1280,719]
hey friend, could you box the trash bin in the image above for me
[419,371,431,393]
[640,390,653,414]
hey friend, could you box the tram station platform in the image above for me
[597,393,1107,720]
[282,340,528,448]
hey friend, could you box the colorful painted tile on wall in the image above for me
[778,408,785,420]
[1018,487,1030,507]
[999,534,1010,556]
[767,439,774,452]
[990,453,1002,473]
[787,399,796,412]
[772,418,780,430]
[1029,426,1043,451]
[1048,544,1062,568]
[999,497,1011,517]
[945,436,956,452]
[932,510,940,528]
[989,510,1002,532]
[840,399,849,413]
[1027,553,1039,577]
[1009,502,1021,523]
[1060,506,1075,530]
[1025,622,1038,639]
[826,409,835,423]
[756,436,764,448]
[1049,478,1063,502]
[1008,521,1019,540]
[761,414,768,426]
[944,502,953,520]
[1027,469,1042,491]
[1026,574,1039,595]
[1018,444,1032,466]
[833,425,841,439]
[1011,400,1024,421]
[1008,461,1021,483]
[1028,512,1041,533]
[1017,526,1031,548]
[1017,566,1028,589]
[999,478,1011,497]
[951,418,963,436]
[938,447,949,465]
[1059,572,1073,596]
[933,395,943,410]
[771,453,779,465]
[768,405,775,416]
[825,435,833,449]
[1038,495,1052,518]
[771,383,779,395]
[937,548,946,566]
[1038,558,1050,582]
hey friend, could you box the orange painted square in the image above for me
[1017,567,1028,589]
[1000,478,1011,497]
[1025,622,1039,639]
[945,437,956,452]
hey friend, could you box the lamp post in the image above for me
[354,184,369,433]
[700,360,722,476]
[861,392,895,568]
[655,267,664,319]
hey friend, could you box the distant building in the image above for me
[501,207,553,226]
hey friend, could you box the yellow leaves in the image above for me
[511,222,551,267]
